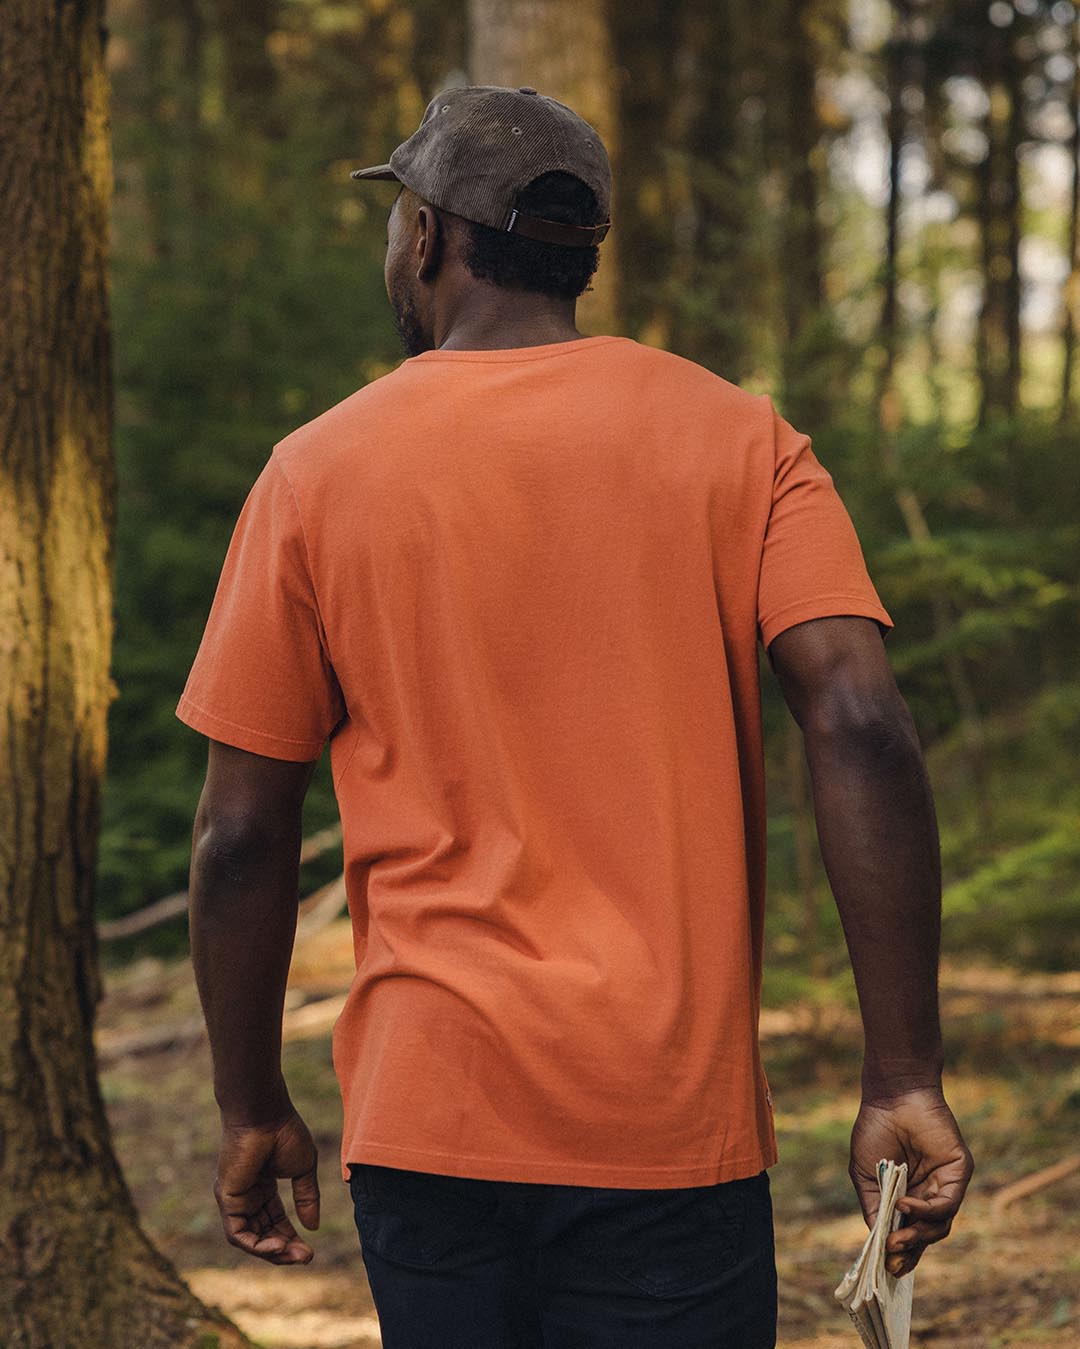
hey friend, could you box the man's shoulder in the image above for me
[272,361,411,482]
[271,341,769,490]
[615,338,767,410]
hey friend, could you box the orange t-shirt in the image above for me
[176,334,893,1188]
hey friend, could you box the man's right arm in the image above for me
[770,614,945,1093]
[768,613,974,1277]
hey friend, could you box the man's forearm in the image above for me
[188,814,305,1125]
[802,697,945,1096]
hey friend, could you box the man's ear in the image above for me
[414,200,446,282]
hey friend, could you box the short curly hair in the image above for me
[457,171,603,299]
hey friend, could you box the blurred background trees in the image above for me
[99,0,1079,988]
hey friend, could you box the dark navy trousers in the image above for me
[347,1162,777,1347]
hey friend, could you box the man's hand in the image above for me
[849,1085,974,1279]
[214,1108,321,1264]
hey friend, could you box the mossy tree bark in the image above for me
[0,1,251,1343]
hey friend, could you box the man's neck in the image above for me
[432,296,583,352]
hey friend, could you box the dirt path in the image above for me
[98,947,1080,1346]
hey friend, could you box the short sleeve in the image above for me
[176,453,346,761]
[756,399,894,650]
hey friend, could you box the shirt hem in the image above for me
[339,1140,780,1188]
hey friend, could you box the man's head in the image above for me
[353,84,612,355]
[384,170,605,357]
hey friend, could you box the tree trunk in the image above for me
[1060,10,1079,424]
[215,0,283,138]
[975,25,1014,430]
[0,2,250,1343]
[875,0,994,839]
[1002,25,1023,422]
[607,1,680,345]
[773,0,836,430]
[664,0,756,382]
[874,4,906,422]
[142,0,209,265]
[466,0,619,335]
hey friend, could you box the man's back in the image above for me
[177,333,893,1188]
[179,95,972,1328]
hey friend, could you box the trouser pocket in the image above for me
[578,1170,770,1299]
[347,1163,500,1269]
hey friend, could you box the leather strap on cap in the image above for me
[505,209,611,247]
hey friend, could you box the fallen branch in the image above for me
[95,989,352,1069]
[97,823,344,941]
[95,1015,207,1068]
[98,891,188,941]
[990,1154,1080,1215]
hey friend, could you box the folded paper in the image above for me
[834,1158,915,1349]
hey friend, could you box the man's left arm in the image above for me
[188,738,322,1264]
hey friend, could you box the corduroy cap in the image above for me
[350,84,612,248]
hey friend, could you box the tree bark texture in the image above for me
[1060,9,1079,424]
[975,23,1021,430]
[662,0,757,381]
[0,1,249,1343]
[773,0,832,429]
[875,0,993,838]
[607,1,680,345]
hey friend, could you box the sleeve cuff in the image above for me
[758,596,894,651]
[175,694,326,762]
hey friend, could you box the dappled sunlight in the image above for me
[98,951,1080,1346]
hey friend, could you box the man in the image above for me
[177,84,973,1346]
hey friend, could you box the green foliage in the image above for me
[932,683,1080,969]
[942,825,1080,968]
[99,0,455,935]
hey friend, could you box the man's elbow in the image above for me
[805,686,923,766]
[190,803,294,879]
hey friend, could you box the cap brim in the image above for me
[350,163,400,181]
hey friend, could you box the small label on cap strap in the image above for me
[505,209,611,247]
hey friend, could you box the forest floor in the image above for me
[98,929,1080,1347]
